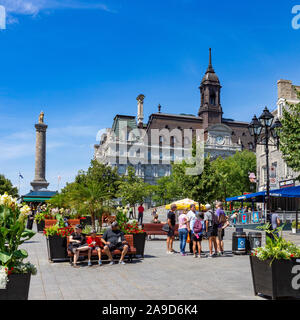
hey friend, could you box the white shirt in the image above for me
[186,210,196,229]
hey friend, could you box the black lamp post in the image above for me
[248,107,282,218]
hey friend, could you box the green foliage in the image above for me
[291,220,300,229]
[254,224,300,265]
[117,166,152,207]
[0,194,36,275]
[0,174,18,198]
[279,92,300,179]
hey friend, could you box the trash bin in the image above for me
[247,232,262,254]
[232,231,247,255]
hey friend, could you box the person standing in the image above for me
[178,209,189,256]
[191,213,205,258]
[215,201,229,256]
[26,203,35,230]
[138,203,144,225]
[152,207,157,219]
[166,204,177,254]
[267,209,281,240]
[204,204,218,257]
[187,204,197,254]
[129,206,134,219]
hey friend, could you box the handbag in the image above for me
[162,223,170,232]
[186,232,191,243]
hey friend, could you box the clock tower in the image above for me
[198,48,223,130]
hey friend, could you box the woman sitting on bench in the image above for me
[68,224,89,268]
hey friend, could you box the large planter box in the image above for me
[133,233,147,258]
[36,220,45,232]
[80,216,92,227]
[250,255,300,299]
[46,235,69,262]
[0,273,31,300]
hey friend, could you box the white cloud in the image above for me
[0,0,114,24]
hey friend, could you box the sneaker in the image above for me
[98,260,102,266]
[73,264,80,268]
[169,251,175,254]
[108,261,114,265]
[119,260,126,265]
[221,251,225,256]
[209,254,214,258]
[193,254,197,258]
[217,252,222,257]
[88,261,92,267]
[180,252,187,256]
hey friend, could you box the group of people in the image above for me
[68,222,129,268]
[166,201,230,257]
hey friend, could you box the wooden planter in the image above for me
[132,233,147,258]
[250,255,300,299]
[46,235,69,262]
[36,220,45,232]
[0,273,31,300]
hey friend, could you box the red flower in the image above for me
[291,254,294,258]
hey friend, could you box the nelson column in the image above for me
[30,111,49,191]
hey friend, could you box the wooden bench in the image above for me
[45,219,80,228]
[67,234,137,263]
[143,223,179,239]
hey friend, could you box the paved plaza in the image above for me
[21,219,300,300]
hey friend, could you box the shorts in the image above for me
[68,244,89,254]
[89,246,101,251]
[207,225,217,238]
[167,227,175,237]
[217,228,225,241]
[192,234,203,242]
[108,243,128,252]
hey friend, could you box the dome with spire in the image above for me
[201,48,220,85]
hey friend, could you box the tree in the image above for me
[117,166,151,215]
[279,93,300,179]
[0,174,18,197]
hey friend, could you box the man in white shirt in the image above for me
[187,204,196,254]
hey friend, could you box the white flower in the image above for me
[20,205,31,216]
[0,267,8,289]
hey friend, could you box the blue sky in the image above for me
[0,0,300,195]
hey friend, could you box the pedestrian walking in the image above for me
[215,201,229,256]
[152,207,157,219]
[191,212,205,258]
[187,204,197,254]
[266,209,281,240]
[204,204,218,257]
[166,204,177,254]
[178,209,189,256]
[138,203,144,225]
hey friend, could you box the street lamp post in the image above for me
[248,107,282,219]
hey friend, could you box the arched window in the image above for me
[209,92,216,105]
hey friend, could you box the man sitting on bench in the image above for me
[101,221,129,265]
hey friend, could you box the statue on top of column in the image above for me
[39,111,44,124]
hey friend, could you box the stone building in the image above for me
[94,49,254,185]
[256,80,300,208]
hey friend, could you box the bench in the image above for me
[102,215,116,225]
[67,234,137,263]
[143,223,179,239]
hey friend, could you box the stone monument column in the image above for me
[30,112,49,191]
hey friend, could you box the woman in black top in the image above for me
[68,224,89,268]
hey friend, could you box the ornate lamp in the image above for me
[259,106,274,128]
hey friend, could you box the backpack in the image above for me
[218,212,227,225]
[193,219,203,234]
[210,210,219,226]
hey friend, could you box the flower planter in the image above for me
[46,235,69,262]
[0,273,31,300]
[250,255,300,299]
[132,233,147,258]
[36,220,45,232]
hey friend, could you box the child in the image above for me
[191,213,205,258]
[86,230,103,266]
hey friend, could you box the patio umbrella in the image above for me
[165,198,205,211]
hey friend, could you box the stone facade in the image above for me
[94,49,254,185]
[256,80,300,192]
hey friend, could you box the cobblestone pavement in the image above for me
[19,222,295,301]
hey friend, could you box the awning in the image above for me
[226,185,300,202]
[23,197,53,202]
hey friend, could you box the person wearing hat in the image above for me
[86,229,103,267]
[101,222,129,265]
[204,204,218,257]
[68,224,89,268]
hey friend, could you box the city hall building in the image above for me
[94,49,254,184]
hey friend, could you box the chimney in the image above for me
[277,79,292,100]
[137,94,145,128]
